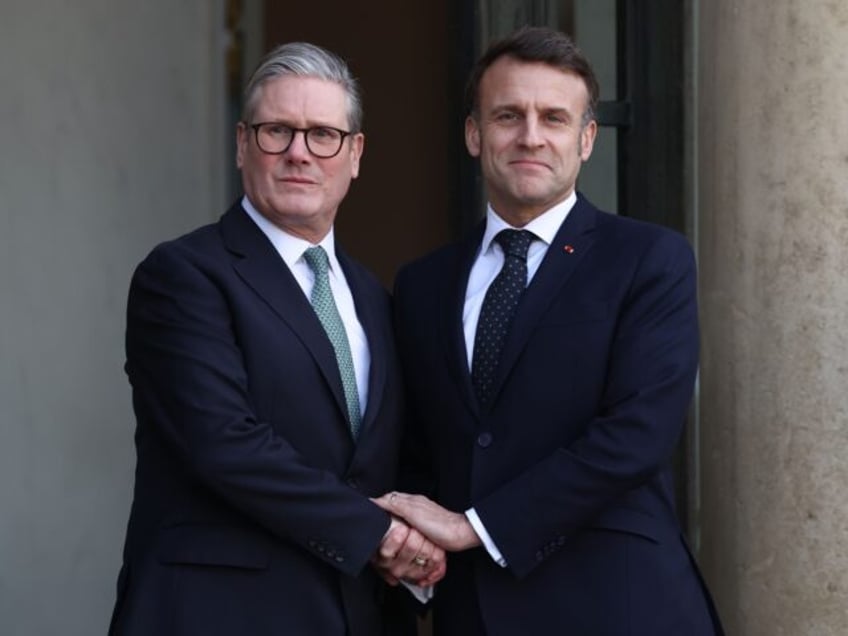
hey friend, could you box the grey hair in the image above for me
[242,42,363,132]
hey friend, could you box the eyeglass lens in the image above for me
[255,124,345,158]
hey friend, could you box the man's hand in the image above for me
[371,516,446,587]
[373,492,482,552]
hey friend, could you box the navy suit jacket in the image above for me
[110,202,410,635]
[394,195,723,635]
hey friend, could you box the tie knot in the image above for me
[303,246,330,276]
[495,229,535,260]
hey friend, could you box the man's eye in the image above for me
[495,112,519,122]
[265,125,288,136]
[311,127,337,139]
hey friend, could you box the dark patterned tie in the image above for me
[471,229,535,406]
[303,246,362,439]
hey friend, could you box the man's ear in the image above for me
[579,119,597,161]
[349,132,365,179]
[236,121,247,169]
[465,116,481,157]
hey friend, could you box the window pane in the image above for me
[570,0,618,214]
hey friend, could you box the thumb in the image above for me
[371,493,396,512]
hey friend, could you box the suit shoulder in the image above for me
[593,209,693,257]
[140,200,244,266]
[153,219,222,254]
[132,218,225,284]
[594,208,684,239]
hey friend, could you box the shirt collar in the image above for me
[480,192,577,256]
[241,195,341,272]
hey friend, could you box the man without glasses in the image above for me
[378,26,725,636]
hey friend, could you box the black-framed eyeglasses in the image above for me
[249,122,352,158]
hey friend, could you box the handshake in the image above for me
[369,492,483,589]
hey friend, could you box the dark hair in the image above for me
[465,26,599,126]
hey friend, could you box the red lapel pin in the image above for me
[563,244,575,254]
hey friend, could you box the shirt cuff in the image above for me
[401,580,434,604]
[465,508,507,567]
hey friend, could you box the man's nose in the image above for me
[518,118,544,147]
[285,130,311,161]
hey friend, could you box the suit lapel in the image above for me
[488,197,599,408]
[220,205,350,428]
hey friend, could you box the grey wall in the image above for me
[0,2,226,634]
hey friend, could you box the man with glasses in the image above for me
[109,42,442,636]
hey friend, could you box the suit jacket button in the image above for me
[335,555,345,563]
[346,477,359,490]
[477,432,493,448]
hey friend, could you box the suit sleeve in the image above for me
[473,230,699,578]
[126,241,389,576]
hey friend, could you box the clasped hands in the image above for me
[370,492,482,588]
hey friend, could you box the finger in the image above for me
[394,526,425,564]
[416,539,433,561]
[429,545,446,565]
[379,519,409,559]
[380,493,423,526]
[376,491,412,508]
[417,560,447,587]
[411,535,434,566]
[371,493,396,512]
[387,530,431,580]
[412,541,440,580]
[409,552,430,572]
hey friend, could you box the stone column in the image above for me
[697,1,848,634]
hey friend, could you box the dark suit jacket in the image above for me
[394,194,723,636]
[110,202,410,636]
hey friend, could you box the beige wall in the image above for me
[697,1,848,634]
[0,2,226,634]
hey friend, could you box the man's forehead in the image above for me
[254,75,347,117]
[479,58,588,107]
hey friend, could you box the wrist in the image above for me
[457,515,482,550]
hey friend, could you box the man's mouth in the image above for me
[279,175,317,185]
[509,159,549,170]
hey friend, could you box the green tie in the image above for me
[303,246,362,439]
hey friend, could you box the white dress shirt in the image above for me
[241,196,370,416]
[464,192,578,567]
